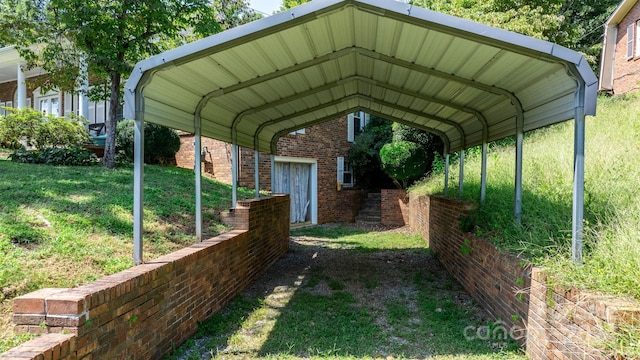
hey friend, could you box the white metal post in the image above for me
[195,116,202,242]
[231,143,238,208]
[480,142,487,205]
[16,64,26,109]
[271,154,275,195]
[254,150,260,198]
[515,121,524,224]
[444,153,450,196]
[133,98,145,265]
[458,150,465,198]
[572,86,586,264]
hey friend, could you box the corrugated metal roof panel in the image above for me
[125,0,597,154]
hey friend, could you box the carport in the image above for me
[123,0,597,266]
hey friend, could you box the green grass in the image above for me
[411,94,640,356]
[166,226,525,360]
[290,225,429,252]
[0,159,254,352]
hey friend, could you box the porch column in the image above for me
[16,64,27,109]
[572,84,586,264]
[78,57,89,118]
[195,116,202,242]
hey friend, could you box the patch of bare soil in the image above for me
[175,223,498,359]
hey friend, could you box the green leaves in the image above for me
[379,141,428,189]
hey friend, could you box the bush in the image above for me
[116,119,181,165]
[392,123,443,175]
[10,146,98,166]
[379,141,427,189]
[0,107,89,149]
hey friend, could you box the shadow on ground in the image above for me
[166,224,524,360]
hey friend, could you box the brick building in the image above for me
[0,46,110,127]
[176,112,370,225]
[600,0,640,94]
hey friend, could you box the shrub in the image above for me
[10,146,98,166]
[0,107,89,149]
[392,123,443,175]
[116,119,181,165]
[379,141,427,189]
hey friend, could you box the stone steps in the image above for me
[355,193,381,224]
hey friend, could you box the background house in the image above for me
[600,0,640,94]
[0,45,111,131]
[176,112,371,224]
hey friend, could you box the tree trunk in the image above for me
[103,73,121,168]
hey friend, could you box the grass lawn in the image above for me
[411,94,640,356]
[166,225,525,360]
[0,158,254,352]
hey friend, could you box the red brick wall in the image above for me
[381,189,409,226]
[527,268,640,360]
[613,1,640,94]
[175,117,358,224]
[408,193,640,359]
[2,195,290,360]
[175,133,233,183]
[0,75,51,109]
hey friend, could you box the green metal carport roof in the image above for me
[124,0,597,265]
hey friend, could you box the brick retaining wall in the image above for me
[1,195,290,360]
[380,189,409,226]
[407,193,640,359]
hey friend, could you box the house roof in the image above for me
[124,0,597,154]
[599,0,638,92]
[605,0,638,25]
[0,46,46,84]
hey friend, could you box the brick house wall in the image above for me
[612,1,640,94]
[0,75,52,110]
[2,195,290,360]
[176,116,364,224]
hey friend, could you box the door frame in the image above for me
[274,156,317,224]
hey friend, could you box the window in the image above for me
[337,156,354,188]
[628,22,635,60]
[0,101,12,116]
[32,88,60,116]
[347,111,370,142]
[39,96,60,116]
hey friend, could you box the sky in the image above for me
[249,0,282,15]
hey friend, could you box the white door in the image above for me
[274,162,312,223]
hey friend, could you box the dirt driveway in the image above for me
[168,224,525,359]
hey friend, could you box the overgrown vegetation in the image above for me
[0,159,254,352]
[411,94,640,355]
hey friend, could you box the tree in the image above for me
[392,123,443,176]
[280,0,310,11]
[409,0,619,72]
[1,0,226,168]
[379,141,428,189]
[346,115,394,190]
